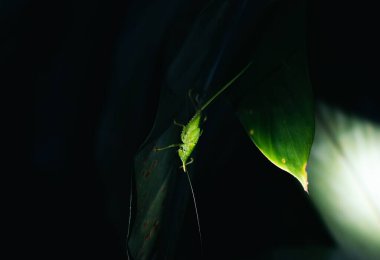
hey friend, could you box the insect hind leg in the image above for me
[154,144,181,152]
[173,120,185,128]
[188,89,200,111]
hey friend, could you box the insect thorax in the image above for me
[181,112,202,144]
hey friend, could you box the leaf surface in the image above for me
[236,0,314,191]
[128,2,234,259]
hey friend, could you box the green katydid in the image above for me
[153,62,252,250]
[155,61,252,171]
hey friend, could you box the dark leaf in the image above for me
[236,0,314,191]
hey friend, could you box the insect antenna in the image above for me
[126,173,134,260]
[185,169,203,253]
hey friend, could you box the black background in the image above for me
[3,0,378,259]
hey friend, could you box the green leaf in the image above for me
[128,2,233,259]
[128,126,188,260]
[236,0,314,191]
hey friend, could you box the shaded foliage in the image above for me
[15,0,380,258]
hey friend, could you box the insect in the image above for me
[153,62,252,250]
[154,61,252,172]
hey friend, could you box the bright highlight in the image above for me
[308,104,380,259]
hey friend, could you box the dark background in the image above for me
[3,0,378,259]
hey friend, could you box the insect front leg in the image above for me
[179,157,194,171]
[186,157,194,165]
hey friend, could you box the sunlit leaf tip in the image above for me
[262,144,309,193]
[284,161,309,193]
[298,163,309,193]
